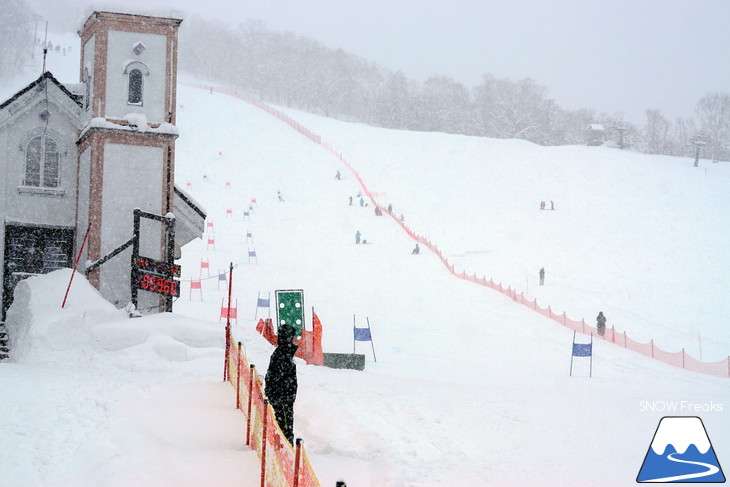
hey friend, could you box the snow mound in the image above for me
[5,269,125,361]
[5,270,223,363]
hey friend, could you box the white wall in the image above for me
[99,143,164,307]
[105,31,168,122]
[0,95,79,228]
[76,147,91,263]
[82,34,95,118]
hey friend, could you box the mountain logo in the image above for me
[637,416,725,483]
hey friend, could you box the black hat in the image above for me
[277,323,296,342]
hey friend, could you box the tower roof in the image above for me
[79,10,182,39]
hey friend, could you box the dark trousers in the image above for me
[271,401,294,444]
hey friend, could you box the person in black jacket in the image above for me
[265,324,299,444]
[596,311,606,337]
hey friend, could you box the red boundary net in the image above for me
[188,82,729,381]
[228,341,321,487]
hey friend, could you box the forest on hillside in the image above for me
[3,0,729,160]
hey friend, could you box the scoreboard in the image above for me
[275,289,304,335]
[133,256,181,297]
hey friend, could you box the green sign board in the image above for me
[275,289,304,335]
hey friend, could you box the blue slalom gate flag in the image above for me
[254,291,271,320]
[570,330,593,377]
[217,270,226,289]
[572,342,592,357]
[354,327,372,341]
[353,315,377,362]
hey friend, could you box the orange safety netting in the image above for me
[226,340,321,487]
[189,82,729,380]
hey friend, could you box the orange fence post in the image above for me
[247,364,255,446]
[261,399,269,487]
[236,342,242,409]
[293,438,302,487]
[224,323,231,382]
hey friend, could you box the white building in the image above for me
[0,11,205,319]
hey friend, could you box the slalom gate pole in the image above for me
[246,364,255,446]
[570,330,575,376]
[261,399,269,487]
[236,342,242,409]
[61,224,91,308]
[293,438,302,487]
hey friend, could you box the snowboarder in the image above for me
[348,196,353,206]
[264,324,299,444]
[412,243,420,255]
[359,197,365,207]
[387,203,393,213]
[550,200,555,210]
[540,201,546,210]
[539,267,545,286]
[355,230,361,244]
[335,170,341,180]
[278,190,284,202]
[596,311,606,337]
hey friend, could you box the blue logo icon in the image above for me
[637,416,725,483]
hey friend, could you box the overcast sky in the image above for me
[48,0,730,124]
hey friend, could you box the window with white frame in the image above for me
[25,134,60,188]
[128,68,143,105]
[124,61,149,106]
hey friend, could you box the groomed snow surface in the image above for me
[1,44,729,486]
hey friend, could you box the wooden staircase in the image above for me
[0,322,9,361]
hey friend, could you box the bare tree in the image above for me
[696,92,730,162]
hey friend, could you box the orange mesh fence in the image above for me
[191,82,729,380]
[685,354,730,378]
[625,336,654,358]
[222,333,321,487]
[653,347,685,369]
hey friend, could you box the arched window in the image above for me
[128,68,143,104]
[25,134,60,187]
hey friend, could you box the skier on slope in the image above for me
[265,324,299,444]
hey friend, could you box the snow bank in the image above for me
[5,269,125,362]
[5,270,223,364]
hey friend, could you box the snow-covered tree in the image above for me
[0,0,35,80]
[696,92,730,162]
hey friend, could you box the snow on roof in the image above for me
[79,116,179,140]
[0,71,82,111]
[588,123,605,130]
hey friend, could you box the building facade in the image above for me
[0,11,204,319]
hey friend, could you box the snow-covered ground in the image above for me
[1,34,728,487]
